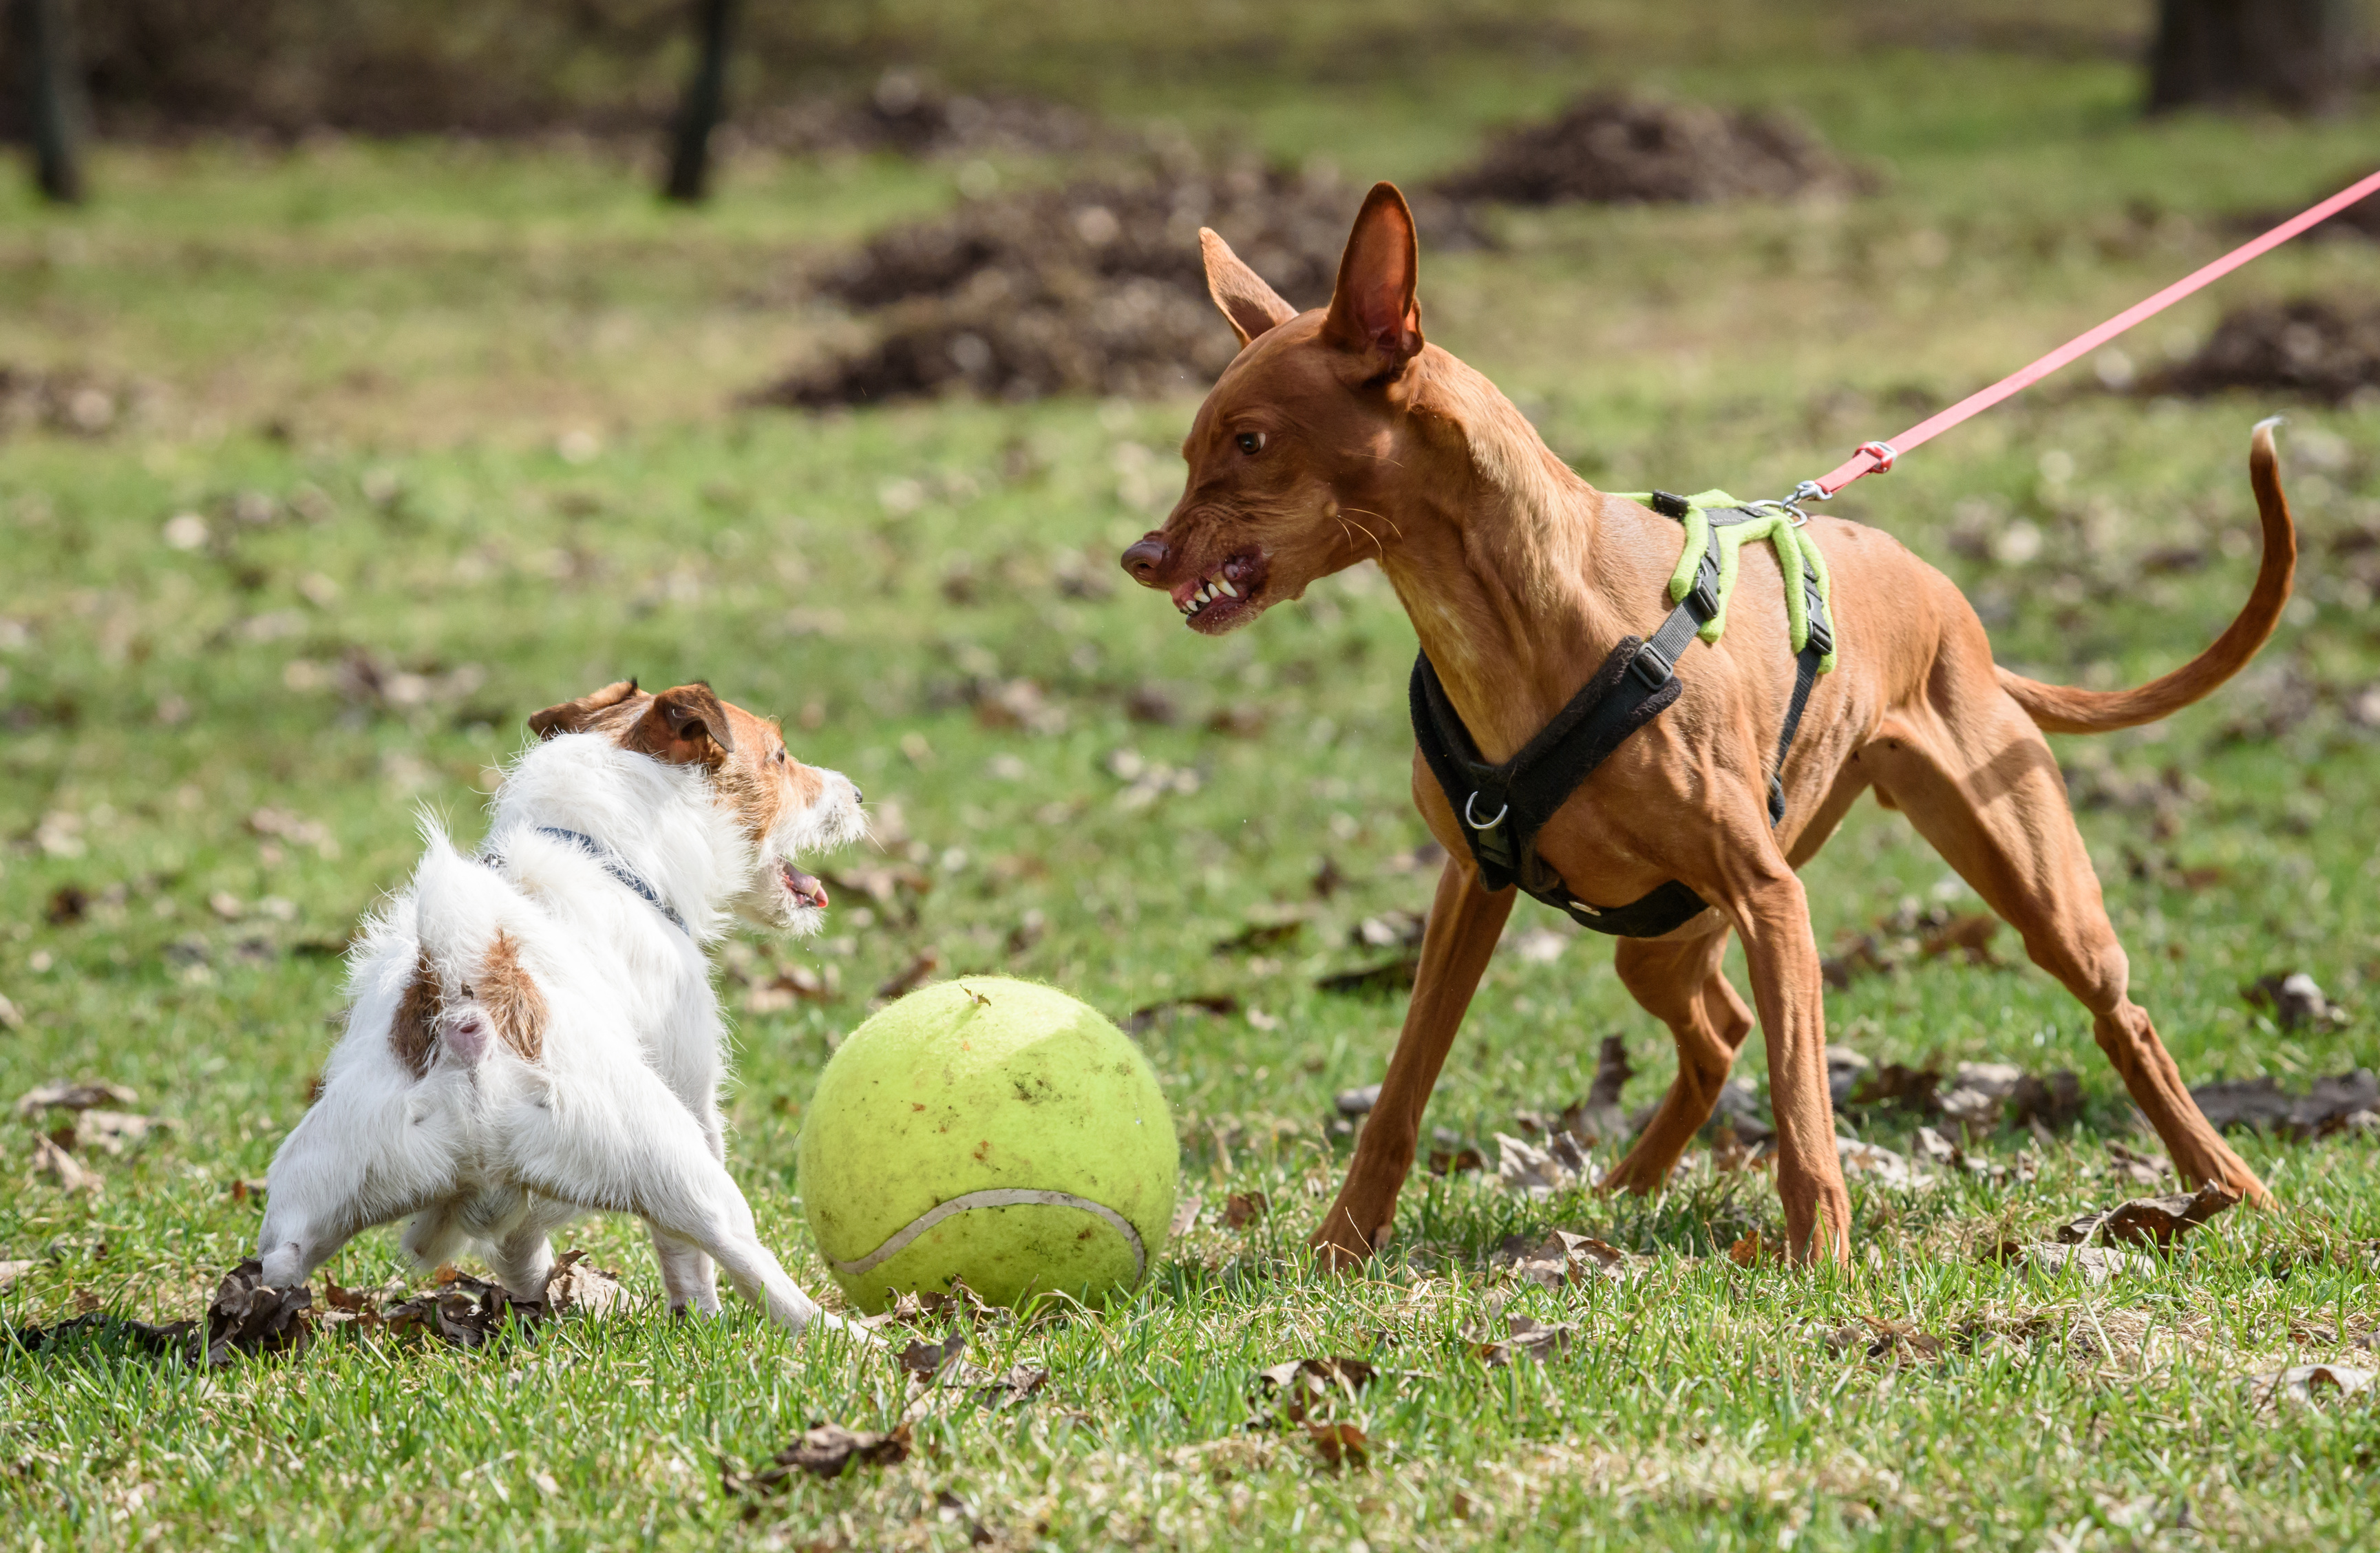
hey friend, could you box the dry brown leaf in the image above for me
[1253,1355,1377,1425]
[2105,1140,2173,1187]
[32,1133,99,1193]
[1123,993,1240,1034]
[1304,1421,1369,1469]
[2247,1364,2376,1408]
[935,1488,995,1546]
[1335,1084,1381,1117]
[2191,1068,2378,1138]
[17,1079,138,1118]
[541,1249,624,1316]
[1728,1231,1769,1268]
[1211,918,1305,955]
[1491,1228,1641,1289]
[1495,1130,1590,1196]
[1168,1194,1203,1239]
[725,1421,914,1492]
[898,1329,969,1378]
[1221,1191,1268,1229]
[1825,1315,1946,1363]
[1428,1146,1485,1176]
[2016,1243,2152,1285]
[874,947,942,1001]
[2242,971,2351,1033]
[66,1110,170,1155]
[1919,913,2002,965]
[2009,1069,2083,1131]
[2055,1181,2241,1249]
[1837,1136,1934,1190]
[200,1260,313,1365]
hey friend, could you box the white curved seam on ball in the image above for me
[831,1188,1146,1282]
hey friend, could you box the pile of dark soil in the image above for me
[2147,298,2380,403]
[1434,92,1867,207]
[742,71,1100,159]
[756,157,1482,407]
[2229,178,2380,244]
[0,366,147,437]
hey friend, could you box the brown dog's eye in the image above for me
[1235,431,1265,455]
[774,748,787,764]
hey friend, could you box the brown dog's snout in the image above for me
[1120,534,1171,587]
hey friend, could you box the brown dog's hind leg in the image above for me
[1861,704,2271,1206]
[1597,928,1750,1194]
[1312,856,1513,1271]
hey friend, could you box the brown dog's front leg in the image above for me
[1313,856,1514,1271]
[1732,871,1853,1264]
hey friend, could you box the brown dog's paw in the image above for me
[1306,1220,1381,1274]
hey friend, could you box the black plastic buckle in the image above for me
[1630,641,1675,689]
[1688,553,1723,620]
[1649,489,1692,519]
[1805,589,1834,655]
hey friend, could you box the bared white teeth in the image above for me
[1213,577,1238,598]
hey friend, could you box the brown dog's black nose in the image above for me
[1120,534,1169,586]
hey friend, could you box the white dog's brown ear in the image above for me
[1201,227,1299,348]
[628,684,734,766]
[529,679,640,740]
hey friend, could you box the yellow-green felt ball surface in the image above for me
[798,978,1178,1313]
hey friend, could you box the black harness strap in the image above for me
[1410,495,1834,939]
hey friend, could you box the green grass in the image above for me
[6,10,2380,1548]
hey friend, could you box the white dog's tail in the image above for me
[396,838,551,1075]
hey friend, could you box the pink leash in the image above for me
[1787,167,2380,507]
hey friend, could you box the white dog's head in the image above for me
[526,680,866,936]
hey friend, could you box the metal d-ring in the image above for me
[1464,792,1508,832]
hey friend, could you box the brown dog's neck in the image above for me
[1372,352,1648,763]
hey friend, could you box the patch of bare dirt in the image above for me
[742,70,1101,159]
[0,366,153,439]
[1432,92,1871,207]
[755,154,1482,408]
[2146,297,2380,403]
[2229,178,2380,244]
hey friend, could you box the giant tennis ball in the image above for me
[798,978,1177,1313]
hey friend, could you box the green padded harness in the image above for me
[1410,490,1837,939]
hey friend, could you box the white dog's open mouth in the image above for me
[781,863,829,911]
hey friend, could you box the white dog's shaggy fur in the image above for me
[258,681,865,1336]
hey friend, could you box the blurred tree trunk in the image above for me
[2146,0,2357,114]
[662,0,739,203]
[10,0,89,202]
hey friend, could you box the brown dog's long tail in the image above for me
[1996,421,2296,735]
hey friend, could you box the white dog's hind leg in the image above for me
[648,1225,721,1315]
[485,1198,577,1299]
[652,1099,729,1313]
[398,1201,468,1270]
[508,1066,849,1339]
[259,1095,436,1289]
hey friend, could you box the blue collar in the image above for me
[482,826,690,936]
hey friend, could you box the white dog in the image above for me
[258,679,865,1337]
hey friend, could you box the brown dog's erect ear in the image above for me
[1321,182,1424,377]
[528,679,640,740]
[626,683,734,766]
[1201,227,1300,348]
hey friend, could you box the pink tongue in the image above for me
[785,867,828,909]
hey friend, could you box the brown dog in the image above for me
[1121,183,2294,1265]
